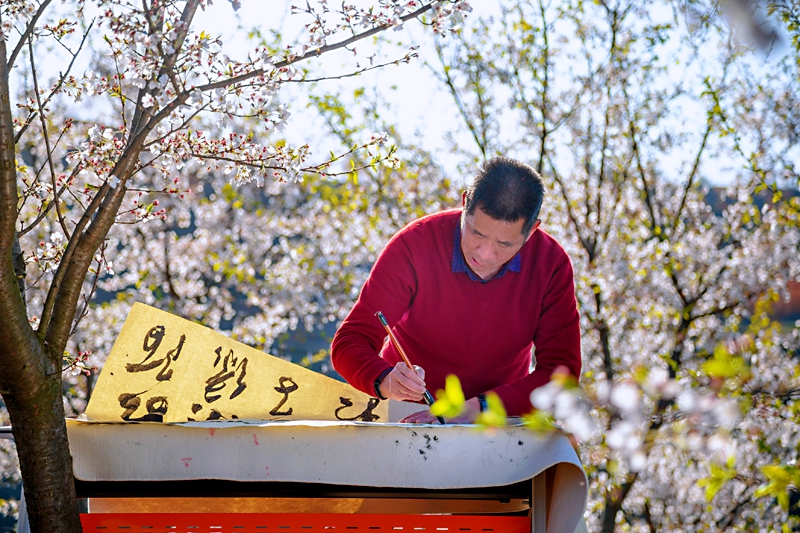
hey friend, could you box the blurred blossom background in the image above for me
[2,0,800,531]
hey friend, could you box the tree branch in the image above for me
[0,24,51,395]
[69,244,105,338]
[193,1,436,94]
[536,0,550,175]
[433,37,487,159]
[6,0,54,71]
[624,86,660,235]
[18,167,80,236]
[28,39,70,238]
[14,19,94,144]
[37,181,109,337]
[43,179,127,352]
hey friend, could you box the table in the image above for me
[63,417,587,533]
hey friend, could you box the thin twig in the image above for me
[193,1,437,94]
[29,39,70,239]
[7,0,54,70]
[14,19,94,144]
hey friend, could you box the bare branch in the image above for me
[29,39,70,238]
[14,19,94,144]
[7,0,54,71]
[38,182,110,337]
[432,37,487,159]
[0,32,18,255]
[193,1,436,94]
[286,53,418,83]
[69,243,106,338]
[43,179,127,351]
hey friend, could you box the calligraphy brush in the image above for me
[375,311,446,425]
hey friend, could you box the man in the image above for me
[331,156,581,423]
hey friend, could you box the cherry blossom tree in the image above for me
[425,0,800,530]
[0,0,470,530]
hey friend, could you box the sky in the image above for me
[19,0,797,188]
[188,1,797,189]
[190,1,500,189]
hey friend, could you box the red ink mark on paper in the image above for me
[253,434,259,445]
[181,457,192,467]
[209,428,216,436]
[265,466,269,476]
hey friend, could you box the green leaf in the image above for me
[522,409,555,435]
[475,392,507,428]
[701,343,751,383]
[697,460,737,501]
[431,374,466,418]
[754,464,800,510]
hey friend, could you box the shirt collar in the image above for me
[451,223,521,283]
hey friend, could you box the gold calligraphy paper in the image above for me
[85,303,386,423]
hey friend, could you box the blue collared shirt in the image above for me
[451,224,522,283]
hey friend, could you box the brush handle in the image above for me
[376,311,446,425]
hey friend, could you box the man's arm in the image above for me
[491,254,582,416]
[392,253,580,424]
[331,232,423,397]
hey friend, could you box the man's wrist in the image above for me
[477,393,488,412]
[373,368,393,400]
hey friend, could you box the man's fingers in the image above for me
[400,409,436,424]
[377,363,428,402]
[393,369,426,397]
[396,362,426,386]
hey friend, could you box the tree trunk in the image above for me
[12,232,25,304]
[3,370,82,533]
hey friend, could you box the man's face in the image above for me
[460,201,539,280]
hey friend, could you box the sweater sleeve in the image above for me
[490,253,582,416]
[330,232,418,396]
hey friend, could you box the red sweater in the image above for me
[331,209,581,416]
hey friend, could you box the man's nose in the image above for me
[475,243,494,260]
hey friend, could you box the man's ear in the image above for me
[525,219,541,242]
[461,191,467,207]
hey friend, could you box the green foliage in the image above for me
[298,349,329,369]
[522,409,556,435]
[701,343,751,386]
[697,456,737,502]
[475,391,507,428]
[431,374,466,418]
[754,464,800,510]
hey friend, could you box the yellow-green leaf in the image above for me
[697,461,737,501]
[431,374,466,418]
[475,392,507,428]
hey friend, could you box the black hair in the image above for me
[463,156,544,235]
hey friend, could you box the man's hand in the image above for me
[400,397,482,424]
[378,362,427,402]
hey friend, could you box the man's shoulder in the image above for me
[395,208,460,240]
[524,227,572,265]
